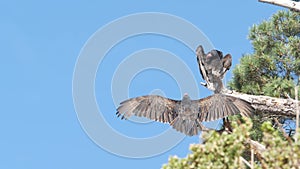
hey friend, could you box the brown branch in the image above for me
[259,0,300,12]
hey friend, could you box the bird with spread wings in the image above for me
[116,45,253,136]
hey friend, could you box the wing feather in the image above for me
[116,95,179,123]
[197,94,254,122]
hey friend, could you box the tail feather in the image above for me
[170,117,206,136]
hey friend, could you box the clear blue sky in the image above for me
[1,1,282,169]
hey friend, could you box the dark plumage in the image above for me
[205,50,224,77]
[197,49,225,80]
[116,93,253,136]
[222,54,232,72]
[196,45,206,80]
[216,50,223,59]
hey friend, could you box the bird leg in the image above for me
[216,117,233,134]
[223,117,233,132]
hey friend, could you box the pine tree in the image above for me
[162,10,300,168]
[229,10,300,140]
[229,10,300,97]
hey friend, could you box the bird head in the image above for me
[182,93,190,101]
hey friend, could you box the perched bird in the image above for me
[116,93,253,136]
[196,46,233,93]
[197,48,223,79]
[201,49,226,93]
[197,48,232,80]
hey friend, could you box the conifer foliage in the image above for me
[229,11,300,97]
[162,120,300,169]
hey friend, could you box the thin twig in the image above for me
[274,118,293,144]
[240,156,252,168]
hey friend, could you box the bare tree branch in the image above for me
[224,90,300,118]
[259,0,300,11]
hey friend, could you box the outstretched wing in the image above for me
[116,95,179,123]
[196,94,254,122]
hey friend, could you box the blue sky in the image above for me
[1,1,283,169]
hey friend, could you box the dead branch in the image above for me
[259,0,300,12]
[224,90,300,118]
